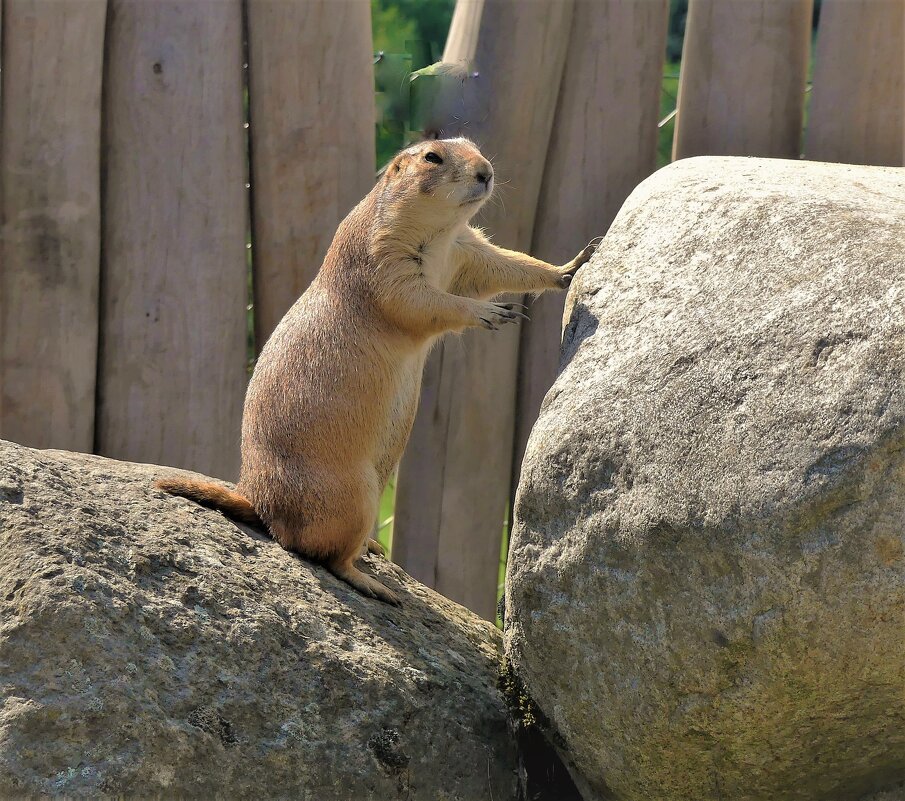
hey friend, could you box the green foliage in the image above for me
[374,0,455,61]
[658,61,681,167]
[376,473,396,553]
[374,52,413,167]
[372,1,418,54]
[667,0,688,62]
[372,0,456,167]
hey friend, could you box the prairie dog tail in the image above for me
[154,477,264,529]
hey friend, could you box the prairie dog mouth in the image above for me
[461,181,492,206]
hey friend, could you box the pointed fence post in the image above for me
[1,0,107,452]
[97,0,248,479]
[805,0,904,166]
[673,0,813,159]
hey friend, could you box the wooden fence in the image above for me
[1,0,903,620]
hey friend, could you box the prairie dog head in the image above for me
[381,138,494,222]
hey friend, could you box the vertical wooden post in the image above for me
[97,0,248,479]
[0,0,106,452]
[393,0,574,619]
[246,0,375,348]
[673,0,813,159]
[806,0,904,166]
[512,0,669,504]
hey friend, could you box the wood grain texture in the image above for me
[673,0,813,159]
[246,0,375,348]
[806,0,905,166]
[512,0,669,505]
[97,0,248,479]
[393,0,574,619]
[0,0,106,452]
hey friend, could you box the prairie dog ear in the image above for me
[381,151,410,180]
[381,157,400,179]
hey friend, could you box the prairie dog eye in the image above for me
[424,152,443,165]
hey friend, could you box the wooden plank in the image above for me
[246,0,375,348]
[0,0,106,452]
[393,0,574,620]
[512,0,669,505]
[392,346,451,587]
[673,0,813,159]
[806,0,905,166]
[97,0,248,479]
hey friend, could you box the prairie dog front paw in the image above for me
[472,301,529,330]
[558,239,601,287]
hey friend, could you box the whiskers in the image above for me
[487,178,511,214]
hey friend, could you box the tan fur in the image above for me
[156,138,594,605]
[154,477,263,528]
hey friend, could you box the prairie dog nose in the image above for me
[475,163,494,185]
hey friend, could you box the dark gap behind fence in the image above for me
[241,0,257,374]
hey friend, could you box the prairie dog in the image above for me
[157,138,594,605]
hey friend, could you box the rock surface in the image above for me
[862,783,905,801]
[0,439,516,799]
[505,157,905,801]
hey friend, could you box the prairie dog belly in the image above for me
[372,348,427,484]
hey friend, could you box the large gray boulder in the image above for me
[0,439,516,799]
[505,157,905,800]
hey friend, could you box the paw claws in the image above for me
[559,239,600,286]
[477,301,525,330]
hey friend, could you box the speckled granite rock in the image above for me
[0,439,516,799]
[505,157,905,801]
